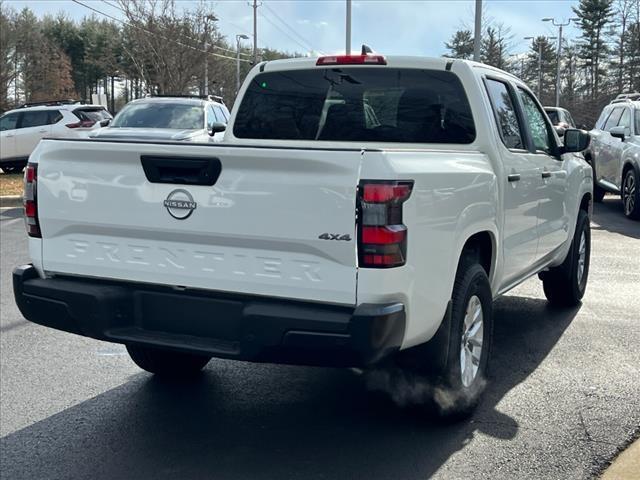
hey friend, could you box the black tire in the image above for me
[540,209,590,307]
[395,256,493,420]
[1,166,24,174]
[622,167,640,220]
[593,183,606,203]
[126,344,211,377]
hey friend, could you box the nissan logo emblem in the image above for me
[163,189,197,220]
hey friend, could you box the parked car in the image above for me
[13,54,592,418]
[90,95,230,142]
[544,106,576,134]
[0,100,111,174]
[586,95,640,219]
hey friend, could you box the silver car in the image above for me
[588,96,640,219]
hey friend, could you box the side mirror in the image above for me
[609,125,627,141]
[208,122,226,136]
[554,125,566,137]
[100,119,111,127]
[562,129,591,154]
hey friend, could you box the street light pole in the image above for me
[525,35,557,100]
[236,34,249,94]
[542,17,579,107]
[473,0,482,62]
[346,0,352,55]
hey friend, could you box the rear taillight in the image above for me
[316,54,387,66]
[358,180,413,268]
[65,120,96,129]
[24,163,41,238]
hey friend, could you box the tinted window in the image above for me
[74,108,111,122]
[21,110,49,128]
[519,88,554,154]
[48,110,63,124]
[546,110,559,124]
[485,79,524,150]
[618,108,631,129]
[234,68,476,143]
[604,108,623,131]
[0,112,19,131]
[112,103,204,129]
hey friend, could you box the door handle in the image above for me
[507,173,521,182]
[541,171,552,179]
[38,129,48,133]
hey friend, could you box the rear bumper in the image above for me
[13,264,405,367]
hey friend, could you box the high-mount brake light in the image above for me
[24,163,41,238]
[316,55,387,66]
[358,180,413,268]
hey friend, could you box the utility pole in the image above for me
[236,34,249,94]
[204,39,209,96]
[346,0,352,55]
[543,17,579,107]
[473,0,482,62]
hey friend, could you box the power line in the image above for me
[71,0,251,63]
[262,2,322,54]
[258,10,315,54]
[99,0,252,58]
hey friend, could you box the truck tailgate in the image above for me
[36,140,361,305]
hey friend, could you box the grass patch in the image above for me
[0,173,24,196]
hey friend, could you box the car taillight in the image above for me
[65,120,96,129]
[24,163,41,238]
[358,180,413,268]
[316,54,387,66]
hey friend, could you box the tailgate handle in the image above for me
[141,155,221,186]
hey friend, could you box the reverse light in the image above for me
[316,55,387,66]
[23,163,41,238]
[358,180,413,268]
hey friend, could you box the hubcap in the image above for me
[460,295,484,388]
[577,230,586,286]
[623,171,636,216]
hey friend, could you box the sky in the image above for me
[4,0,588,57]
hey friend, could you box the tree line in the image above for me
[444,0,640,127]
[0,0,293,113]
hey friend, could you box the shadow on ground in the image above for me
[592,196,640,239]
[0,296,579,480]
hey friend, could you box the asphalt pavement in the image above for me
[1,197,639,480]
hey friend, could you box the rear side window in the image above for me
[484,78,524,150]
[635,110,640,134]
[0,112,19,131]
[234,68,476,143]
[546,110,559,124]
[604,108,623,131]
[48,110,63,124]
[21,110,49,128]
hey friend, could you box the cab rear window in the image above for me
[234,68,476,143]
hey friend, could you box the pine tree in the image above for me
[523,36,557,105]
[444,30,474,59]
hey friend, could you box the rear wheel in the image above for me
[540,209,590,306]
[395,257,493,419]
[126,345,211,377]
[622,167,639,220]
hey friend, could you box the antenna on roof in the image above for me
[361,44,374,55]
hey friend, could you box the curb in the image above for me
[0,195,22,208]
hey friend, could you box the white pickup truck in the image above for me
[13,54,593,417]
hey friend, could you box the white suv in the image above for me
[588,96,640,219]
[0,101,112,173]
[90,95,230,143]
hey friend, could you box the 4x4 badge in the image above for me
[164,189,197,220]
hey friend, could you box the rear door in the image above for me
[484,77,540,285]
[36,141,362,305]
[14,110,52,157]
